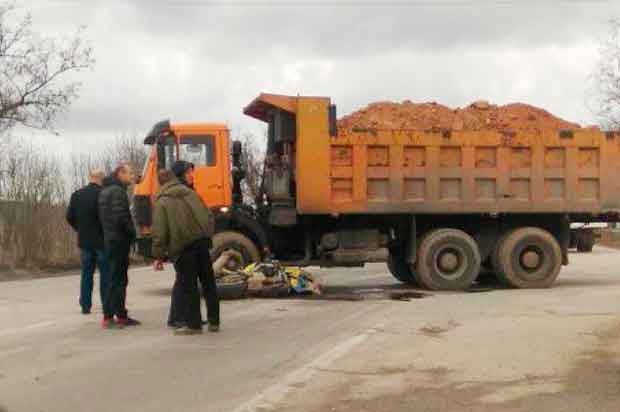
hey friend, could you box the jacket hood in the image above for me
[157,179,193,200]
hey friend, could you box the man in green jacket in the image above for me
[152,169,219,335]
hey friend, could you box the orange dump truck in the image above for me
[134,93,620,291]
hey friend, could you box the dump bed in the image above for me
[245,94,620,217]
[312,128,620,216]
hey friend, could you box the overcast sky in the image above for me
[19,0,620,153]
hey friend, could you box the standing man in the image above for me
[66,169,108,315]
[167,160,195,328]
[152,169,220,335]
[98,164,140,329]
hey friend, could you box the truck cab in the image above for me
[134,120,232,211]
[133,120,267,268]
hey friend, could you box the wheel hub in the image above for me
[438,250,460,273]
[521,250,541,270]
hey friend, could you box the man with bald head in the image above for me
[67,169,109,315]
[99,164,140,328]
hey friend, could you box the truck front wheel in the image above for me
[416,229,481,291]
[494,227,561,288]
[211,231,261,272]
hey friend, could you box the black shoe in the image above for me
[81,308,91,315]
[208,324,220,333]
[118,317,141,327]
[168,321,186,329]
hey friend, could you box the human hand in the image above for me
[153,259,164,271]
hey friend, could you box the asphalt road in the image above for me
[1,247,620,412]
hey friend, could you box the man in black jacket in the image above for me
[66,170,108,315]
[98,164,140,329]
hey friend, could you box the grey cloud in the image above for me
[21,0,620,149]
[125,0,618,59]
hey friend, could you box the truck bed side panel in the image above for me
[296,127,620,215]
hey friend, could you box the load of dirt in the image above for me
[338,99,582,132]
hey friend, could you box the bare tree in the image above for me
[0,132,148,272]
[595,20,620,129]
[100,134,149,176]
[68,152,98,192]
[0,2,94,134]
[0,137,73,269]
[68,134,148,190]
[238,132,265,205]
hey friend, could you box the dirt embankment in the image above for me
[338,100,583,132]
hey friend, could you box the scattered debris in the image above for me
[213,257,323,300]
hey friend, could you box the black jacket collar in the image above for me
[103,174,127,189]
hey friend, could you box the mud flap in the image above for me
[405,217,417,264]
[559,216,570,265]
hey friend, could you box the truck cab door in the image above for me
[179,133,231,208]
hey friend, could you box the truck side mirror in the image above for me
[231,140,245,206]
[232,140,242,157]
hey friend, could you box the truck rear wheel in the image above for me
[387,253,420,287]
[416,229,481,291]
[211,231,261,272]
[495,227,561,288]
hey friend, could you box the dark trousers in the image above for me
[172,239,220,329]
[79,248,109,311]
[103,240,130,319]
[167,279,184,326]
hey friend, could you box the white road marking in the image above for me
[0,321,56,338]
[232,325,383,412]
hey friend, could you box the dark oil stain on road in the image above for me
[294,286,431,302]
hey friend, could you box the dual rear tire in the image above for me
[415,229,481,291]
[388,229,481,291]
[388,227,562,291]
[491,227,562,289]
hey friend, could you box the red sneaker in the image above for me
[101,317,121,329]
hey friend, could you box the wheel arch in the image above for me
[214,209,269,257]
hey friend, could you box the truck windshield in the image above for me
[158,135,216,169]
[179,135,216,166]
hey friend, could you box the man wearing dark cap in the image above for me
[167,160,195,327]
[172,160,195,189]
[152,169,220,335]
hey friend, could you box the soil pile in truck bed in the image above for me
[337,100,582,132]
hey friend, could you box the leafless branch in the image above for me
[238,132,266,205]
[0,1,94,134]
[594,19,620,130]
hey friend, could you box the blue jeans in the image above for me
[80,248,109,311]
